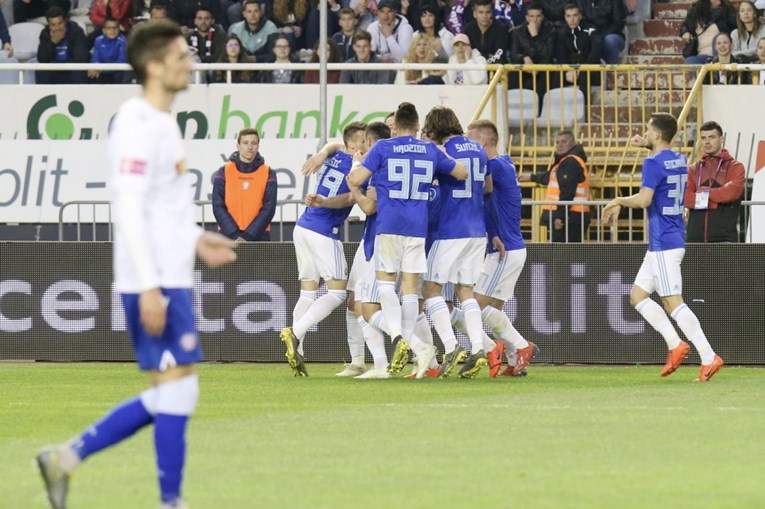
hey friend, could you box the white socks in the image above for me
[346,310,365,367]
[401,294,419,342]
[671,304,715,364]
[378,281,403,338]
[635,298,681,350]
[462,299,486,355]
[425,296,457,354]
[359,317,388,369]
[481,307,528,350]
[292,290,316,325]
[294,289,346,347]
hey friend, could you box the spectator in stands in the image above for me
[367,0,413,62]
[754,36,765,84]
[417,3,453,58]
[266,0,308,52]
[90,0,134,31]
[556,3,600,89]
[212,33,257,82]
[580,0,626,64]
[680,0,737,64]
[36,6,89,85]
[509,2,556,111]
[395,31,445,83]
[399,0,424,29]
[258,34,303,82]
[0,6,12,59]
[731,0,765,61]
[444,0,474,34]
[166,0,220,33]
[333,8,358,61]
[444,31,487,84]
[463,0,508,63]
[213,128,277,242]
[187,6,226,62]
[304,0,342,51]
[350,0,377,30]
[229,0,278,59]
[519,129,591,243]
[709,32,750,83]
[149,1,169,20]
[14,0,70,23]
[304,38,342,82]
[88,18,128,84]
[339,29,396,83]
[494,0,531,29]
[684,120,745,243]
[540,0,565,27]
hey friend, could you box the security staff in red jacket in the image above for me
[212,128,277,241]
[684,121,745,243]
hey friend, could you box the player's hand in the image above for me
[602,201,621,225]
[353,150,364,163]
[302,153,327,175]
[196,231,238,267]
[140,288,168,336]
[305,193,325,207]
[553,218,564,230]
[517,173,531,182]
[630,134,647,148]
[3,43,13,58]
[491,236,506,260]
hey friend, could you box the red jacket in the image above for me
[684,148,745,242]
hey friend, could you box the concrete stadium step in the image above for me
[598,90,692,111]
[654,2,691,20]
[623,55,685,65]
[613,70,695,89]
[577,124,640,140]
[643,19,684,37]
[629,37,685,56]
[589,104,696,124]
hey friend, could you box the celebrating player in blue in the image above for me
[35,21,238,509]
[349,102,467,375]
[281,122,368,377]
[419,106,492,378]
[603,113,723,382]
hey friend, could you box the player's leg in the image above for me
[454,284,488,378]
[630,251,688,377]
[659,250,723,381]
[336,291,366,377]
[375,234,405,340]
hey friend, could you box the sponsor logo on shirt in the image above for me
[119,158,147,175]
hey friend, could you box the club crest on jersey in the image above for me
[243,181,250,190]
[175,160,187,174]
[180,332,198,352]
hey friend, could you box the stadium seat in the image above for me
[8,22,44,62]
[508,88,538,127]
[70,0,94,16]
[0,55,21,84]
[22,57,37,84]
[537,87,585,127]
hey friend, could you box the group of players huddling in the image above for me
[280,102,536,380]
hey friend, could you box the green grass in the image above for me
[1,363,763,509]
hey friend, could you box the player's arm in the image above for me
[302,141,345,175]
[306,192,355,208]
[603,188,654,224]
[484,174,493,194]
[349,180,377,215]
[349,164,372,187]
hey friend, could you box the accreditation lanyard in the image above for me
[697,158,724,190]
[695,158,723,210]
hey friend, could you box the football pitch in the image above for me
[1,363,763,509]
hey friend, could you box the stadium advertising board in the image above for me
[0,85,486,140]
[1,243,762,365]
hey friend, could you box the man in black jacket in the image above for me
[463,0,509,64]
[36,6,89,85]
[509,2,556,111]
[556,2,601,88]
[519,130,591,242]
[580,0,627,64]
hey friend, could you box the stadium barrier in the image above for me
[1,242,762,366]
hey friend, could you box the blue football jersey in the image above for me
[361,136,457,238]
[430,136,488,240]
[425,181,443,254]
[641,149,688,251]
[297,151,354,239]
[486,155,525,253]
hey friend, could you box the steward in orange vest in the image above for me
[529,141,591,243]
[212,141,277,241]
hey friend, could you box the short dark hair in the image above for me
[563,2,580,13]
[472,0,492,9]
[149,1,167,11]
[242,0,261,10]
[352,29,371,45]
[45,6,66,20]
[127,20,183,85]
[237,127,259,144]
[699,120,723,136]
[103,17,120,26]
[467,119,498,146]
[394,102,419,131]
[343,121,367,146]
[649,112,678,143]
[527,1,544,14]
[195,6,214,16]
[366,121,392,142]
[422,106,463,145]
[339,7,356,18]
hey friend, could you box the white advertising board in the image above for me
[0,84,488,140]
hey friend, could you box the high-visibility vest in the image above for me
[541,154,590,213]
[223,160,271,232]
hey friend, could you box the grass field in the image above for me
[1,362,763,509]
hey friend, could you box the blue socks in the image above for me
[154,414,189,504]
[72,397,153,461]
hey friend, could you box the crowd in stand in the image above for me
[1,0,764,85]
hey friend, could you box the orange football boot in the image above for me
[660,341,690,377]
[696,355,724,382]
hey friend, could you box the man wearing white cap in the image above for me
[445,33,488,85]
